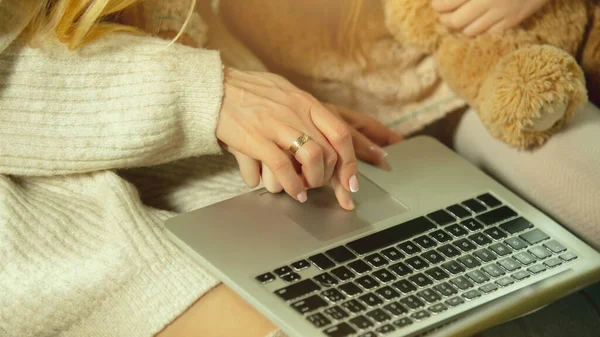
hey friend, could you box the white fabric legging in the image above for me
[454,102,600,251]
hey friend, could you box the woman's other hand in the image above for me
[432,0,552,37]
[216,67,358,209]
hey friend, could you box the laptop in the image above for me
[165,136,600,337]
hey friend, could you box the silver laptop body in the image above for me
[166,136,600,337]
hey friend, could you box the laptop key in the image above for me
[500,217,533,234]
[430,229,453,243]
[489,243,512,256]
[291,295,329,314]
[256,272,276,284]
[427,209,456,226]
[339,282,363,297]
[422,250,445,264]
[367,308,392,323]
[324,323,357,337]
[315,273,339,287]
[381,247,404,261]
[411,310,432,321]
[397,241,422,255]
[477,193,502,207]
[365,253,388,268]
[476,206,517,226]
[356,275,379,290]
[514,252,537,266]
[326,246,357,264]
[358,332,377,337]
[434,282,458,297]
[520,229,550,245]
[406,256,429,270]
[512,270,531,281]
[307,312,332,328]
[496,276,514,287]
[383,302,409,316]
[447,204,472,219]
[445,296,465,307]
[529,246,552,259]
[544,240,567,253]
[349,315,374,329]
[275,279,321,301]
[324,306,349,321]
[466,270,490,284]
[462,219,484,232]
[544,257,562,268]
[469,232,492,246]
[479,283,499,294]
[498,257,521,272]
[309,254,336,270]
[417,289,442,303]
[414,235,437,249]
[281,272,301,283]
[559,252,578,262]
[346,217,436,255]
[527,264,547,274]
[426,267,450,281]
[389,262,413,277]
[273,266,293,277]
[439,244,462,258]
[376,286,401,300]
[372,269,397,283]
[291,260,311,271]
[400,295,425,310]
[331,266,355,282]
[450,276,473,290]
[358,293,384,307]
[347,260,372,274]
[392,279,417,294]
[505,237,528,251]
[462,289,482,300]
[485,227,508,240]
[455,238,477,252]
[446,224,468,237]
[322,289,346,303]
[442,261,465,275]
[409,273,433,287]
[462,199,487,213]
[341,299,366,314]
[429,303,448,313]
[375,324,396,335]
[474,248,497,262]
[393,317,414,328]
[482,264,505,278]
[458,255,481,269]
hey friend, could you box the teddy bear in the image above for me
[384,0,600,148]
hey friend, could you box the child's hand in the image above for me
[432,0,552,37]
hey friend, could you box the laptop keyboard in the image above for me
[255,193,578,337]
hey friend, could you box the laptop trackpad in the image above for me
[260,175,408,242]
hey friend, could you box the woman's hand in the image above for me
[432,0,552,37]
[216,67,359,209]
[227,98,403,210]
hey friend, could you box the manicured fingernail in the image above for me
[368,145,388,160]
[349,175,359,193]
[297,191,308,203]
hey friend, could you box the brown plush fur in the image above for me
[384,0,595,148]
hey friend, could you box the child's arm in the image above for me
[432,0,553,37]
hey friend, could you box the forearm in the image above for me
[0,34,224,176]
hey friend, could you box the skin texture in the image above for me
[432,0,553,37]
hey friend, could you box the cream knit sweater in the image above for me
[0,0,257,336]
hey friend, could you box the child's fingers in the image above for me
[462,9,503,37]
[432,0,470,13]
[439,0,489,31]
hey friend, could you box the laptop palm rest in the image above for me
[259,174,408,242]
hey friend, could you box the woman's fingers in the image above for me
[432,0,470,13]
[331,104,404,147]
[231,149,261,188]
[439,0,490,31]
[462,9,503,37]
[309,103,359,193]
[351,128,389,165]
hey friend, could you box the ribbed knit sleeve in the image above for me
[0,34,225,176]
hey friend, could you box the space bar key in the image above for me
[346,216,436,255]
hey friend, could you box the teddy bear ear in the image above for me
[382,0,447,52]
